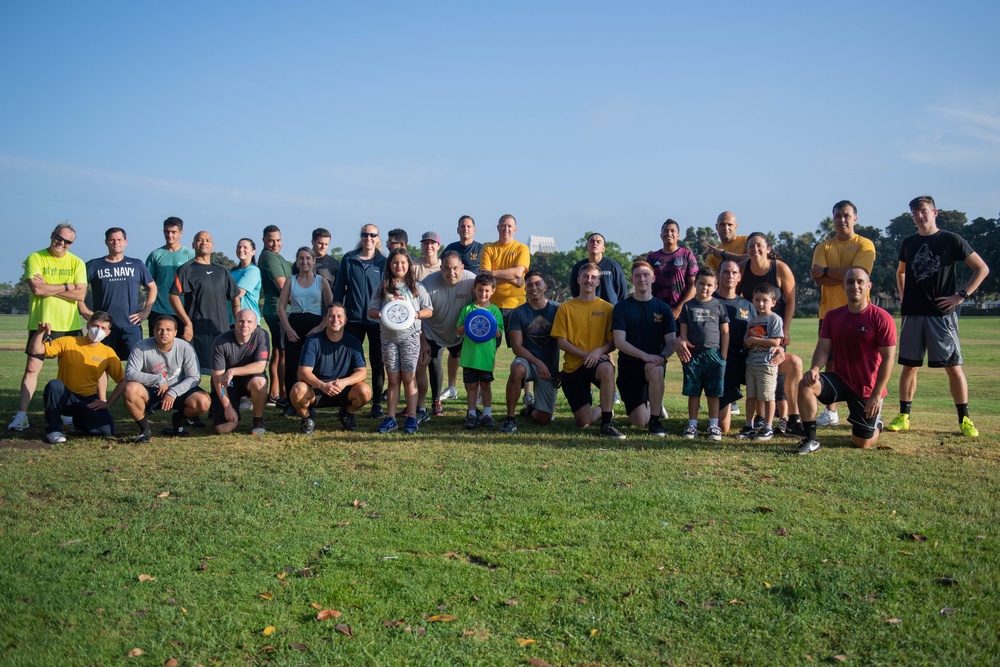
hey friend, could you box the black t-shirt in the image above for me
[715,294,757,363]
[294,254,339,290]
[171,261,239,333]
[508,300,561,375]
[899,230,974,316]
[611,296,677,370]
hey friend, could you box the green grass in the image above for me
[1,315,998,666]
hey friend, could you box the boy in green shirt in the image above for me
[456,273,504,429]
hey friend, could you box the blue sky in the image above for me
[2,1,998,283]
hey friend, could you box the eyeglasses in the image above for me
[51,235,74,246]
[360,232,379,238]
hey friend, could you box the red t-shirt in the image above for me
[820,304,897,400]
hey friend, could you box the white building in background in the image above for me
[529,235,557,253]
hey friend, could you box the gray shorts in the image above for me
[510,357,557,414]
[898,314,962,368]
[745,364,778,401]
[382,332,421,373]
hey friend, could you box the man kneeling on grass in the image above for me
[290,303,372,435]
[796,268,895,455]
[30,312,126,444]
[209,309,271,435]
[124,315,211,443]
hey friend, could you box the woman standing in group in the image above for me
[278,247,332,403]
[231,238,261,323]
[737,232,803,434]
[333,224,388,419]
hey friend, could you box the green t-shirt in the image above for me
[457,302,504,372]
[24,249,86,331]
[258,249,292,317]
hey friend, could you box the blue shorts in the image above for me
[682,348,726,398]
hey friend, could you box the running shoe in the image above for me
[776,417,788,434]
[730,404,741,416]
[794,438,821,455]
[481,415,496,429]
[8,412,29,431]
[600,423,627,439]
[432,400,444,417]
[134,429,152,444]
[735,424,756,439]
[46,431,67,444]
[707,425,723,441]
[438,386,458,401]
[755,426,774,441]
[464,413,478,429]
[523,392,534,407]
[340,411,357,432]
[886,413,910,432]
[816,408,839,426]
[682,424,699,439]
[300,417,315,435]
[251,418,267,436]
[403,415,419,434]
[961,416,979,438]
[370,403,384,419]
[500,416,517,434]
[648,417,666,437]
[416,407,430,424]
[377,416,398,433]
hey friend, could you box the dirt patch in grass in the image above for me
[0,439,53,450]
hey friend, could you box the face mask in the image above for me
[88,327,108,343]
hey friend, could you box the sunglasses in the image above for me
[360,232,379,238]
[51,234,74,246]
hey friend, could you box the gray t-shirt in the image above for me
[419,270,475,347]
[745,312,783,366]
[679,297,730,351]
[125,337,202,398]
[368,282,433,343]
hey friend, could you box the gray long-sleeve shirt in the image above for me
[126,337,202,397]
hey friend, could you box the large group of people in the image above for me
[7,198,989,454]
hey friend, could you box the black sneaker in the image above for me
[340,411,357,432]
[794,438,821,455]
[735,424,756,440]
[648,417,666,437]
[753,415,764,430]
[776,417,789,434]
[600,423,627,440]
[300,417,315,435]
[464,413,478,429]
[161,411,190,437]
[518,403,534,417]
[186,416,206,428]
[481,414,496,429]
[275,397,291,410]
[786,419,805,437]
[500,416,517,434]
[266,395,279,406]
[754,426,774,441]
[134,430,152,444]
[370,403,384,419]
[416,407,430,424]
[281,405,297,418]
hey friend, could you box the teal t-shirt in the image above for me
[457,302,504,372]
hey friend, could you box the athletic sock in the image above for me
[688,419,698,428]
[483,406,492,416]
[136,417,150,432]
[709,418,719,428]
[468,409,477,418]
[789,413,800,423]
[601,411,612,426]
[956,403,970,423]
[804,420,817,441]
[900,401,912,415]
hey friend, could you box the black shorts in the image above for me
[815,372,879,440]
[462,368,494,384]
[427,339,462,359]
[720,356,747,409]
[210,373,266,425]
[309,387,352,409]
[561,360,612,412]
[25,329,75,358]
[144,385,208,412]
[616,362,663,414]
[263,314,286,351]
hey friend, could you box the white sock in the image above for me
[688,419,698,428]
[709,418,719,428]
[483,406,492,416]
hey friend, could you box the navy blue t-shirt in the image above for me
[611,296,677,371]
[86,256,153,328]
[299,331,367,382]
[508,300,561,375]
[443,241,484,273]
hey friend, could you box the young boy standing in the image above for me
[675,267,730,440]
[456,273,504,429]
[742,283,784,440]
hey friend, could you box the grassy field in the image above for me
[1,315,998,666]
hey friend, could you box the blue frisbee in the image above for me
[464,308,498,343]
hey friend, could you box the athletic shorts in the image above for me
[898,314,962,368]
[310,387,352,409]
[720,355,746,409]
[681,348,726,398]
[462,368,494,384]
[510,357,557,414]
[263,314,286,351]
[616,362,664,415]
[427,338,462,360]
[814,372,880,439]
[25,329,75,357]
[210,373,266,425]
[143,385,208,412]
[745,364,778,401]
[382,332,421,374]
[560,360,613,413]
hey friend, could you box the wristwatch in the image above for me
[958,289,969,299]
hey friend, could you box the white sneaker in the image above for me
[437,386,458,401]
[8,412,29,431]
[239,396,253,412]
[523,391,535,407]
[730,404,741,416]
[816,408,840,426]
[46,431,67,444]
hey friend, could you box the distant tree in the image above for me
[773,229,819,313]
[815,216,834,240]
[211,251,236,270]
[682,226,717,254]
[0,281,30,314]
